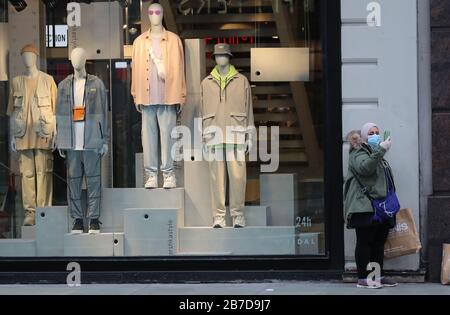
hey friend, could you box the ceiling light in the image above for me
[8,0,27,12]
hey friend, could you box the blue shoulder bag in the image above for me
[352,165,401,223]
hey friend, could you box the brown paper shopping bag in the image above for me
[384,208,422,259]
[441,244,450,285]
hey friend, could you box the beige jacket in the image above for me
[200,72,255,145]
[7,71,57,150]
[131,28,186,106]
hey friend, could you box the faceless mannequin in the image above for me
[23,52,39,78]
[59,48,108,158]
[148,3,165,80]
[212,55,253,153]
[149,3,164,36]
[215,55,231,76]
[71,47,87,80]
[11,52,40,152]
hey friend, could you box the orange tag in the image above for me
[73,106,85,122]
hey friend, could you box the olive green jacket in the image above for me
[343,132,394,225]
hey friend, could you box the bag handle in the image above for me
[349,166,374,201]
[382,164,396,192]
[350,163,396,201]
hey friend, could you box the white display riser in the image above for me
[178,227,297,255]
[260,174,299,226]
[63,233,124,257]
[124,208,178,256]
[36,206,70,256]
[184,160,212,226]
[21,226,36,239]
[295,232,322,255]
[0,239,36,256]
[184,160,270,227]
[100,188,184,233]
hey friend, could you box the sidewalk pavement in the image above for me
[0,281,449,295]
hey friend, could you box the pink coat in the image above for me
[131,28,186,106]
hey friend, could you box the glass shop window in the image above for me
[0,0,326,259]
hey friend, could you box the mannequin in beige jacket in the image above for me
[7,44,57,226]
[201,43,255,228]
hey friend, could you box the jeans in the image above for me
[141,105,177,176]
[355,223,390,279]
[66,150,102,219]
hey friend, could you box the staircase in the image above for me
[160,0,323,174]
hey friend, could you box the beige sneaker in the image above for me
[144,172,158,189]
[233,215,246,228]
[23,211,35,226]
[213,216,226,228]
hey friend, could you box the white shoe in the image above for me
[356,279,383,289]
[163,173,176,189]
[144,172,158,189]
[233,215,246,228]
[212,216,226,228]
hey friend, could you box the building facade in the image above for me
[0,0,446,283]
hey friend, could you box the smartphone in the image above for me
[384,130,391,140]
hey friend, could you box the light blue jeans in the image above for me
[141,105,177,176]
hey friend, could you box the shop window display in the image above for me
[0,0,326,258]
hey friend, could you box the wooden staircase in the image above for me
[160,0,323,174]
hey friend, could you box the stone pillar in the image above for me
[428,0,450,282]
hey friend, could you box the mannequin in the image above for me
[131,2,186,189]
[200,43,255,228]
[6,44,57,226]
[56,47,109,234]
[11,52,37,151]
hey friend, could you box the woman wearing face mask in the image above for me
[344,122,398,289]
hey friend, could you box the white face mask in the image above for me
[215,55,230,67]
[367,134,381,148]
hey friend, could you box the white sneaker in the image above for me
[213,216,226,228]
[163,173,176,189]
[233,215,246,228]
[356,279,383,289]
[144,172,158,189]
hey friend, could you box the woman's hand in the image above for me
[380,136,392,151]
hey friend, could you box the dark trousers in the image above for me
[355,224,390,279]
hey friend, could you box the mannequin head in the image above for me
[21,44,39,69]
[212,44,233,68]
[148,3,163,28]
[22,52,38,69]
[215,55,231,67]
[70,47,87,71]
